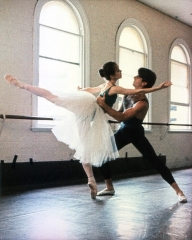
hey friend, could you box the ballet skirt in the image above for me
[51,90,119,167]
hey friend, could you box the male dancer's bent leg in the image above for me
[131,130,186,200]
[98,126,187,202]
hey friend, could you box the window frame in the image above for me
[32,0,90,131]
[168,38,192,132]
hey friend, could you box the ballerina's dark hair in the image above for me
[98,61,117,80]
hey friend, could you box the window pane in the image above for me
[119,27,144,52]
[40,1,79,34]
[39,57,80,92]
[119,48,145,89]
[38,58,81,125]
[171,86,189,104]
[170,105,190,130]
[40,26,80,63]
[171,61,188,87]
[119,47,145,98]
[171,61,189,104]
[171,46,187,63]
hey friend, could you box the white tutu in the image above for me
[51,91,119,167]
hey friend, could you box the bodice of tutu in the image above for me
[100,86,117,107]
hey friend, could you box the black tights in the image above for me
[99,126,175,185]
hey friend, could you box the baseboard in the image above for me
[0,156,167,191]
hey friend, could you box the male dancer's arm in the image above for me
[97,95,147,122]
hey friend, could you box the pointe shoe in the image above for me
[88,181,97,199]
[4,74,24,88]
[178,194,187,203]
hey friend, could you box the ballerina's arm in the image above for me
[77,84,104,94]
[109,81,172,95]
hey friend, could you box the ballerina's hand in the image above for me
[158,81,172,89]
[77,86,82,90]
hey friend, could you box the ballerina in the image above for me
[4,61,171,199]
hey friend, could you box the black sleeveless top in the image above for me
[122,95,148,128]
[100,86,117,108]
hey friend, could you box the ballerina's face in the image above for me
[111,64,122,81]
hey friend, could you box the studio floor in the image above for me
[0,168,191,240]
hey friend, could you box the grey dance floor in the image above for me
[0,168,192,240]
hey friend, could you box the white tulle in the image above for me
[51,90,119,167]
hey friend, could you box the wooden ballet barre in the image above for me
[0,114,191,126]
[108,120,192,127]
[0,114,53,121]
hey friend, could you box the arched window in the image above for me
[33,0,89,130]
[169,39,191,131]
[116,19,152,130]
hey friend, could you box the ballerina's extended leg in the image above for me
[4,74,57,102]
[4,74,98,200]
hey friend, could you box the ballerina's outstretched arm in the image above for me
[4,75,58,103]
[109,81,172,96]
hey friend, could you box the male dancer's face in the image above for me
[133,75,145,89]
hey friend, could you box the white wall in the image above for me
[0,0,192,169]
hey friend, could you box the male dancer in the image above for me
[96,68,187,203]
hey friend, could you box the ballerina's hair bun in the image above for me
[99,69,105,77]
[99,61,116,80]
